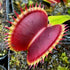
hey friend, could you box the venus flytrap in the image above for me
[4,3,68,67]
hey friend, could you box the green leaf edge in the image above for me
[48,15,70,25]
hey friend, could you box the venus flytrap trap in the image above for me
[4,3,69,68]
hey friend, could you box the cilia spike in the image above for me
[4,26,10,30]
[65,26,69,30]
[4,33,9,35]
[14,10,19,17]
[6,4,67,66]
[12,16,16,21]
[65,29,69,32]
[30,4,31,8]
[25,4,28,10]
[63,34,68,36]
[35,3,37,7]
[39,3,41,7]
[32,4,34,8]
[64,24,68,27]
[7,20,13,24]
[20,6,23,13]
[5,40,8,43]
[6,46,9,49]
[42,5,44,9]
[4,36,8,39]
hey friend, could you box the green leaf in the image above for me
[67,0,70,3]
[28,0,33,5]
[62,52,66,57]
[48,15,70,25]
[57,65,69,70]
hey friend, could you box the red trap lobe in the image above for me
[11,11,48,51]
[27,25,64,65]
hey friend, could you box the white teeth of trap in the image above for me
[4,26,10,29]
[16,18,19,22]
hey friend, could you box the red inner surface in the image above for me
[11,11,48,51]
[27,25,62,63]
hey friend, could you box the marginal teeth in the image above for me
[8,31,12,35]
[61,38,65,40]
[39,3,41,8]
[35,3,37,7]
[24,10,28,15]
[8,38,11,41]
[38,7,41,10]
[4,26,10,29]
[46,51,49,55]
[10,27,14,30]
[9,25,15,31]
[25,4,28,10]
[63,34,68,36]
[5,40,8,42]
[13,22,17,25]
[46,55,48,58]
[6,46,9,49]
[7,40,11,42]
[50,51,52,53]
[12,16,16,21]
[7,21,13,24]
[61,32,64,35]
[42,58,44,63]
[5,37,8,39]
[56,40,59,44]
[64,24,68,27]
[36,62,38,66]
[49,47,53,52]
[34,7,37,10]
[14,10,19,17]
[6,43,9,46]
[31,8,34,11]
[29,65,32,69]
[32,4,34,8]
[42,5,44,9]
[54,47,56,50]
[65,26,69,29]
[19,14,23,18]
[33,64,35,68]
[4,33,9,35]
[29,4,31,8]
[8,36,11,38]
[37,59,40,63]
[15,18,19,22]
[28,9,31,12]
[20,6,23,13]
